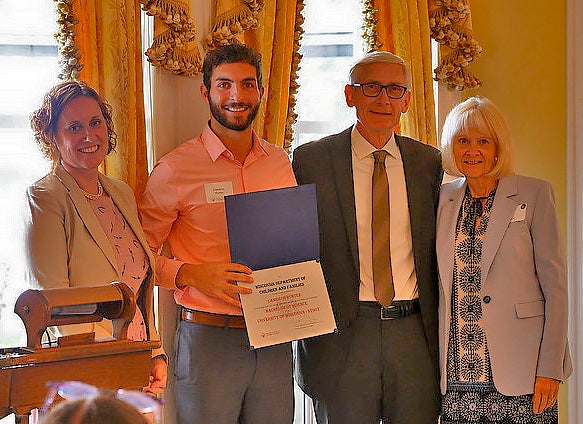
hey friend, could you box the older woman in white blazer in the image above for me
[436,97,571,424]
[25,81,166,395]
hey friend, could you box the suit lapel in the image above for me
[481,174,518,284]
[328,128,359,273]
[55,167,119,273]
[437,179,466,300]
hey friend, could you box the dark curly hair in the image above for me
[202,44,262,90]
[30,80,117,169]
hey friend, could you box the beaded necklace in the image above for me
[80,180,103,200]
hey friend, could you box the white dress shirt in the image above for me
[351,126,418,301]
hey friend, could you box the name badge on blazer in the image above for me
[511,203,527,222]
[204,182,233,203]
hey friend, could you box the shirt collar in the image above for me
[201,122,268,162]
[350,125,401,161]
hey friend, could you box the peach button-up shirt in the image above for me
[139,125,297,316]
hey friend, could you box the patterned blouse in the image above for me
[88,193,149,341]
[447,187,495,383]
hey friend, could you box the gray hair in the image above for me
[348,51,411,88]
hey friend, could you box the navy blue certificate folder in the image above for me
[225,184,319,270]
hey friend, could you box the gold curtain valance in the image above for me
[56,0,203,80]
[429,0,482,90]
[363,0,482,91]
[205,0,265,48]
[140,0,202,77]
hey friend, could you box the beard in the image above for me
[208,99,260,131]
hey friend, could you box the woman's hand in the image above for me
[532,376,560,414]
[143,355,167,396]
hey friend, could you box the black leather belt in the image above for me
[358,299,420,320]
[181,308,246,329]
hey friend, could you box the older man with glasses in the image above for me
[292,51,443,423]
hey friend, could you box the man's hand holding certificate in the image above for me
[225,185,336,349]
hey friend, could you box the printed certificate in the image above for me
[238,260,336,349]
[225,184,337,348]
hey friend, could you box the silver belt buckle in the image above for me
[380,304,397,320]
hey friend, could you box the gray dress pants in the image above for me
[174,320,294,424]
[313,312,439,424]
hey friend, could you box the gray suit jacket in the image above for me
[25,166,163,357]
[437,175,572,395]
[292,127,443,399]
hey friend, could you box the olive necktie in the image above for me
[372,150,394,307]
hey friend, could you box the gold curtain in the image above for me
[244,1,303,149]
[70,0,149,193]
[364,0,437,147]
[208,0,304,150]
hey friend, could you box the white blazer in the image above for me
[25,166,163,358]
[436,174,572,395]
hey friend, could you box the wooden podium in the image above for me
[0,283,161,423]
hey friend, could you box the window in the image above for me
[292,3,457,152]
[292,0,365,151]
[291,3,365,423]
[0,0,57,356]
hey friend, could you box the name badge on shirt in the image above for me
[511,203,527,222]
[204,182,234,203]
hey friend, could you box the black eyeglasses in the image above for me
[350,83,408,99]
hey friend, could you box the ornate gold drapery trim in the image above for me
[54,0,83,80]
[205,0,265,48]
[360,0,481,91]
[362,0,382,52]
[140,0,202,77]
[429,0,482,90]
[284,0,305,150]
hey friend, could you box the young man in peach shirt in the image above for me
[139,44,296,424]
